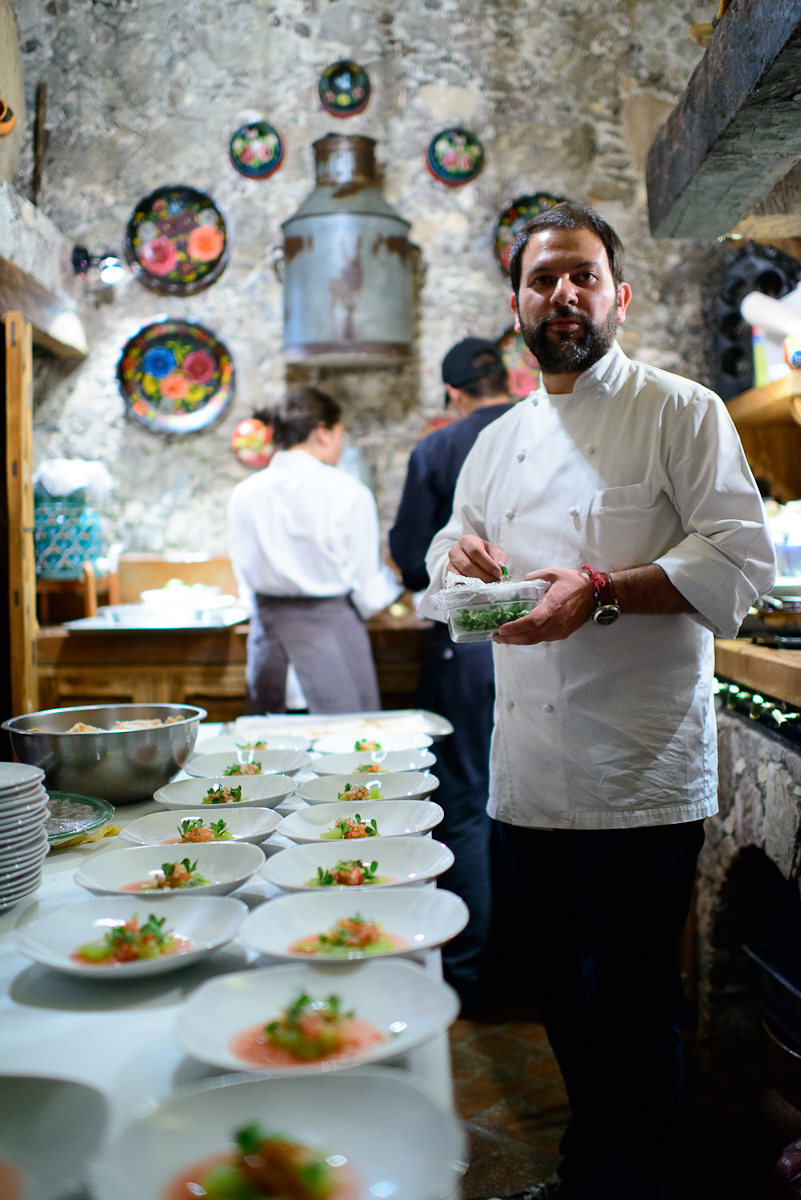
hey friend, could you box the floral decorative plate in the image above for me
[426,129,484,187]
[230,121,284,179]
[125,185,228,296]
[318,60,371,117]
[494,193,564,274]
[496,326,540,398]
[117,319,235,435]
[231,417,274,468]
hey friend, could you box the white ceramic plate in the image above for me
[153,774,297,810]
[240,886,469,961]
[262,835,455,893]
[175,957,459,1073]
[294,770,440,806]
[191,733,310,755]
[0,762,45,789]
[74,841,265,898]
[92,1067,466,1200]
[121,807,282,847]
[313,731,433,754]
[0,1076,108,1200]
[276,799,444,844]
[17,895,248,979]
[183,750,311,778]
[310,748,436,776]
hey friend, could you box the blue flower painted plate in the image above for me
[319,60,371,117]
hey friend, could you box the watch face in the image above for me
[593,604,621,626]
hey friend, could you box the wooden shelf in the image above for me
[727,374,801,426]
[715,639,801,708]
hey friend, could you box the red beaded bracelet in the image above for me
[580,564,617,607]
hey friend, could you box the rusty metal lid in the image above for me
[282,134,411,227]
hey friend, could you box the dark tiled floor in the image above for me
[450,1006,787,1200]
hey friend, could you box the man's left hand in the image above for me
[493,567,595,645]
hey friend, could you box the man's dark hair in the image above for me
[460,351,509,399]
[507,200,625,295]
[271,386,341,449]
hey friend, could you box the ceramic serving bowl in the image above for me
[175,957,459,1073]
[240,886,469,961]
[276,799,444,844]
[262,835,455,893]
[2,704,206,804]
[294,770,440,806]
[153,774,297,810]
[313,731,433,754]
[92,1067,467,1200]
[310,748,436,776]
[183,749,311,778]
[74,842,265,898]
[120,807,282,847]
[17,895,248,979]
[0,1076,108,1200]
[190,733,310,755]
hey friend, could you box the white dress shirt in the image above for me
[228,449,399,619]
[420,342,776,830]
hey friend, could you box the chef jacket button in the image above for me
[442,648,453,660]
[543,703,554,713]
[568,506,579,517]
[506,699,515,711]
[506,509,515,520]
[517,450,527,462]
[585,444,596,455]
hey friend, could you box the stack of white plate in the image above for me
[0,763,50,910]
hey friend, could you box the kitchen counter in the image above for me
[715,638,801,706]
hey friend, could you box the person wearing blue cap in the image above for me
[389,337,513,1013]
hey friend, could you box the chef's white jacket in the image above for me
[228,449,399,619]
[420,342,776,829]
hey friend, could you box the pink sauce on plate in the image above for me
[230,1017,384,1068]
[121,880,211,892]
[163,1152,360,1200]
[288,931,408,956]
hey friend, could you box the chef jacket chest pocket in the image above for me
[588,482,663,567]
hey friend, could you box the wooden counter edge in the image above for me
[715,638,801,707]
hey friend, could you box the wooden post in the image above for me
[6,312,39,714]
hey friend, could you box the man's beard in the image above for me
[518,302,619,375]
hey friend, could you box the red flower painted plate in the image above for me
[117,318,235,434]
[494,193,564,275]
[426,129,484,187]
[125,185,229,296]
[496,326,540,398]
[231,417,274,468]
[229,121,284,179]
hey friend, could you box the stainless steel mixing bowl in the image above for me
[2,703,207,805]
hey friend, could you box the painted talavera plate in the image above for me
[117,318,235,434]
[125,185,228,296]
[494,192,564,274]
[231,417,274,468]
[497,325,540,397]
[318,59,371,117]
[426,128,484,186]
[229,121,284,179]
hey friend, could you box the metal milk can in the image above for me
[281,134,414,365]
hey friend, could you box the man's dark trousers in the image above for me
[495,818,705,1200]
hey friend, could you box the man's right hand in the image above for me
[447,535,507,583]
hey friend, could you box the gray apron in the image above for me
[247,594,380,714]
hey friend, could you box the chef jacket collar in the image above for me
[533,339,629,403]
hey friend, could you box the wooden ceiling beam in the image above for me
[647,0,801,239]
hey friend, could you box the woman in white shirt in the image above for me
[227,387,398,713]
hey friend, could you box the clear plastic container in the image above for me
[431,578,549,643]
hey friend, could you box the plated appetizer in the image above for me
[354,739,380,751]
[321,815,379,841]
[164,1123,356,1200]
[354,764,385,774]
[204,784,243,804]
[290,914,405,957]
[238,740,268,750]
[124,858,211,892]
[223,762,263,776]
[309,859,392,888]
[230,991,383,1068]
[73,912,189,965]
[336,781,380,802]
[168,818,233,844]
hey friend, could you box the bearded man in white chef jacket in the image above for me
[420,201,776,1200]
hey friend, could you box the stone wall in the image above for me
[11,0,710,556]
[698,709,801,1065]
